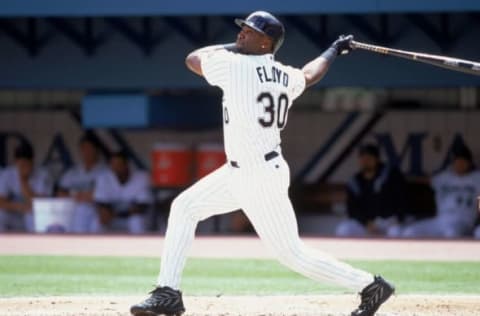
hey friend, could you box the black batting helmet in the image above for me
[235,11,285,53]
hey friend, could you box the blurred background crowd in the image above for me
[1,135,480,239]
[1,1,480,239]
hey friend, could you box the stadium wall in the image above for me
[0,109,478,184]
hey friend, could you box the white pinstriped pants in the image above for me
[158,155,373,291]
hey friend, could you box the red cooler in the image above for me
[195,143,226,179]
[151,143,193,187]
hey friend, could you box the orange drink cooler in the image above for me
[151,143,193,187]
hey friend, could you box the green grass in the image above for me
[0,256,479,297]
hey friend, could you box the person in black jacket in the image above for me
[335,144,407,237]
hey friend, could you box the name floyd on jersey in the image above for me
[256,66,289,87]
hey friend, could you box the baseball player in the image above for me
[131,11,394,316]
[394,145,480,238]
[58,134,108,233]
[0,144,52,232]
[93,151,152,234]
[475,197,480,239]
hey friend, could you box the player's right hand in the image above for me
[332,35,354,55]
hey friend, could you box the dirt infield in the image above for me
[2,295,480,316]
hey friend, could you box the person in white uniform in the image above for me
[131,11,394,316]
[94,151,152,234]
[394,145,480,238]
[58,134,108,233]
[0,144,52,232]
[475,197,480,239]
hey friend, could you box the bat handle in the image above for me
[350,40,360,49]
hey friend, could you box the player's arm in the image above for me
[185,43,237,76]
[302,35,353,88]
[0,173,30,213]
[128,203,150,215]
[0,196,30,213]
[128,174,152,215]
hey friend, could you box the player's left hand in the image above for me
[332,35,354,55]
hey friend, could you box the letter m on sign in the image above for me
[375,132,427,176]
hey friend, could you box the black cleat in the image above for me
[351,276,395,316]
[130,286,185,316]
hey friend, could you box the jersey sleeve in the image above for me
[93,173,111,203]
[0,170,8,197]
[201,49,231,88]
[474,171,480,194]
[287,67,306,101]
[59,169,74,190]
[32,169,53,196]
[133,172,153,204]
[431,172,445,191]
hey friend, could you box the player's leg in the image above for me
[71,204,95,233]
[335,219,368,237]
[0,209,10,232]
[127,214,146,234]
[1,211,29,232]
[474,225,480,239]
[233,160,393,315]
[399,216,466,238]
[242,190,373,290]
[131,164,239,316]
[233,160,373,291]
[157,164,239,289]
[23,212,34,232]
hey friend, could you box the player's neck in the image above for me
[242,47,273,55]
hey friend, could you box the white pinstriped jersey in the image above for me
[432,169,480,222]
[94,170,153,213]
[201,50,306,164]
[0,166,52,206]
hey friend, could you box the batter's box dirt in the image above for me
[1,295,479,316]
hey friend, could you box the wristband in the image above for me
[320,47,338,64]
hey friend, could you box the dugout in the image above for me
[0,0,479,234]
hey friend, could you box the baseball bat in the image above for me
[350,40,480,76]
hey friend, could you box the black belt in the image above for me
[230,151,279,168]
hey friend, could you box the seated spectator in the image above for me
[93,151,152,234]
[0,144,52,232]
[475,198,480,239]
[335,144,406,237]
[58,134,108,233]
[395,144,480,238]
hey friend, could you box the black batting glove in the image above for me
[331,34,354,55]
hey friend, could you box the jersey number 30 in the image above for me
[258,92,289,129]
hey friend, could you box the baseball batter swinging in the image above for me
[131,11,394,316]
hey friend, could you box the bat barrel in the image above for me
[350,40,480,76]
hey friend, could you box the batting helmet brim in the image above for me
[234,18,266,36]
